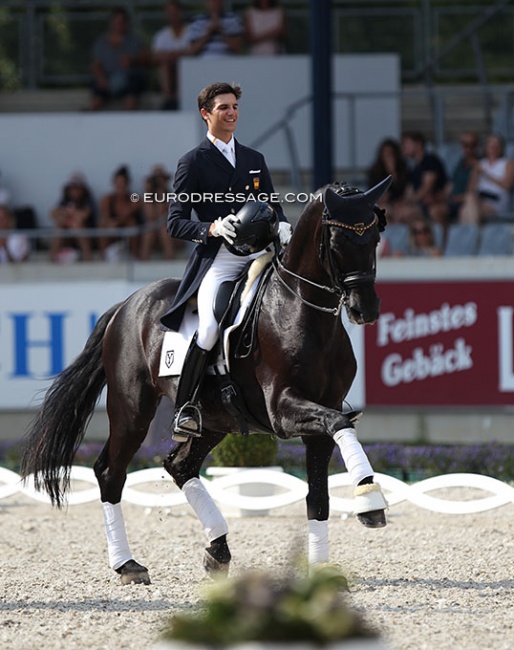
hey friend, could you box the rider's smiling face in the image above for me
[201,93,238,143]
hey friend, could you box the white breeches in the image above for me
[196,245,263,351]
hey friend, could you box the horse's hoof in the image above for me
[356,509,387,528]
[203,549,230,577]
[116,559,151,585]
[345,409,363,424]
[353,483,388,528]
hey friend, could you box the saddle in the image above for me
[211,256,275,435]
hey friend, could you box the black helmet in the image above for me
[225,201,280,256]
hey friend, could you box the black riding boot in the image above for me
[172,334,210,442]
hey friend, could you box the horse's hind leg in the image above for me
[164,430,231,575]
[302,434,335,566]
[94,385,158,585]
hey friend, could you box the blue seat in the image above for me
[444,224,480,256]
[432,222,444,251]
[478,223,514,256]
[382,224,409,255]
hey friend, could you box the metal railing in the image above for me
[250,85,514,191]
[1,2,513,89]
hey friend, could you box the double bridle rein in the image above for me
[272,202,379,316]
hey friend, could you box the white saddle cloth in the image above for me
[158,254,272,377]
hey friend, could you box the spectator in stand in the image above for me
[152,1,192,110]
[407,216,441,257]
[459,133,514,224]
[188,0,243,58]
[244,0,286,55]
[398,131,449,225]
[98,165,142,261]
[140,164,180,260]
[446,130,479,223]
[49,172,96,263]
[367,138,409,223]
[90,7,150,111]
[0,205,30,264]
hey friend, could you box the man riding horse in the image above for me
[160,81,292,440]
[21,82,390,584]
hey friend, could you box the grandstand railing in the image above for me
[1,1,513,90]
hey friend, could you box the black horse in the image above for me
[21,176,391,584]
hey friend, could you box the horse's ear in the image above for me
[364,175,393,205]
[323,186,345,215]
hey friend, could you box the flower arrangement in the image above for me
[159,565,379,647]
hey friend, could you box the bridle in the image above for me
[272,188,380,316]
[320,210,378,294]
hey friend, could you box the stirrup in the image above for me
[171,404,203,442]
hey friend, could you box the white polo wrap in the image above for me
[102,502,133,570]
[183,477,229,543]
[333,427,374,485]
[308,519,329,566]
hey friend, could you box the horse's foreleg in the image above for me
[302,435,334,566]
[273,391,387,527]
[164,431,231,574]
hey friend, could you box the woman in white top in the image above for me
[244,0,286,55]
[460,133,514,223]
[0,206,30,264]
[152,1,192,110]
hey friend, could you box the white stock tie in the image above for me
[223,145,235,167]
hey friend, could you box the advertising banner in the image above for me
[0,282,140,409]
[2,278,513,411]
[364,281,514,406]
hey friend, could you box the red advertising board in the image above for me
[364,281,514,406]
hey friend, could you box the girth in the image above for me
[212,260,275,436]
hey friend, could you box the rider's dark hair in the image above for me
[197,82,242,116]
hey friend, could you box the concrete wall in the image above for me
[0,112,198,227]
[0,54,399,230]
[179,54,400,171]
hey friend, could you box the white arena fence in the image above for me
[1,467,514,515]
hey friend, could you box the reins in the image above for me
[272,256,346,316]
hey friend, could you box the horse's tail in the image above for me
[20,302,121,507]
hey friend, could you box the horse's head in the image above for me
[320,175,391,325]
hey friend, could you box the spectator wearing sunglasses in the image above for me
[408,217,441,257]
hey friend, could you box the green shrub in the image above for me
[210,434,278,467]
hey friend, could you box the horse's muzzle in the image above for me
[346,291,380,325]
